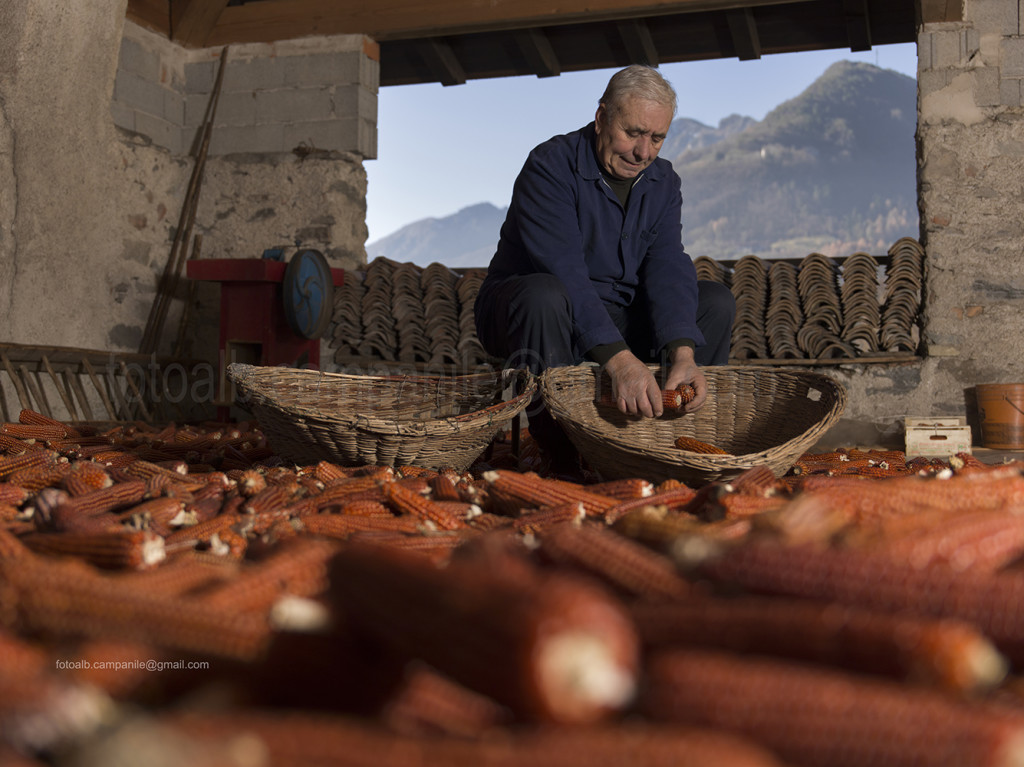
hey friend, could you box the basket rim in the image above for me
[540,363,846,466]
[227,363,536,435]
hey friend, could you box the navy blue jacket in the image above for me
[486,122,704,355]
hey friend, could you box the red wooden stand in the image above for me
[186,258,345,419]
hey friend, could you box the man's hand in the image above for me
[604,349,664,417]
[664,345,708,413]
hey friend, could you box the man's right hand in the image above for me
[604,349,664,417]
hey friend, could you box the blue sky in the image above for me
[365,42,918,243]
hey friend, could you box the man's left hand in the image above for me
[665,346,707,413]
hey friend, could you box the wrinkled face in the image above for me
[593,96,673,180]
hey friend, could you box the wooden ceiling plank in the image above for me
[725,8,761,60]
[514,28,561,77]
[841,0,872,51]
[206,0,818,46]
[416,38,467,86]
[171,0,230,47]
[617,18,660,66]
[126,0,171,37]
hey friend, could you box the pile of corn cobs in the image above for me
[2,409,1024,767]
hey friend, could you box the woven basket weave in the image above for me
[228,364,535,471]
[541,365,846,485]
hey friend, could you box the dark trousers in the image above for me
[475,273,736,458]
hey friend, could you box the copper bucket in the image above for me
[976,383,1024,449]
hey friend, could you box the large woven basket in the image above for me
[228,364,535,471]
[541,365,846,485]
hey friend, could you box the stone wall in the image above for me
[0,5,377,368]
[819,0,1024,449]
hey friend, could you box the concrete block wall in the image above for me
[113,24,378,159]
[819,0,1024,450]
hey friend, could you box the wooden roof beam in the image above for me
[204,0,818,46]
[725,8,761,61]
[170,0,230,47]
[416,38,467,86]
[842,0,872,52]
[618,18,660,66]
[514,28,561,77]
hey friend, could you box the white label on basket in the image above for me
[807,388,822,401]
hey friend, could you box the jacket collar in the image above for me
[577,121,666,184]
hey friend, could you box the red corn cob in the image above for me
[0,553,270,661]
[339,500,394,517]
[386,481,465,530]
[469,512,516,532]
[162,511,246,550]
[586,478,654,501]
[313,460,350,484]
[198,537,339,613]
[726,465,786,496]
[642,648,1024,767]
[630,596,1007,692]
[673,435,729,454]
[603,483,697,525]
[0,449,61,479]
[481,470,617,518]
[7,461,74,493]
[381,663,513,737]
[0,527,30,559]
[598,387,693,412]
[163,710,786,767]
[328,542,640,724]
[19,530,166,570]
[864,508,1024,571]
[235,469,268,497]
[0,423,68,441]
[315,476,389,508]
[242,483,301,515]
[0,485,29,508]
[113,496,188,537]
[536,521,692,601]
[0,433,35,455]
[110,551,237,598]
[62,461,113,496]
[298,513,423,539]
[347,531,466,564]
[612,506,751,547]
[48,480,149,528]
[682,536,1024,665]
[17,409,77,437]
[512,502,586,535]
[429,472,463,501]
[707,491,789,519]
[209,526,248,559]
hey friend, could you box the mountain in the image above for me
[366,202,506,269]
[366,61,918,266]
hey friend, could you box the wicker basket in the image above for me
[228,364,536,471]
[541,365,846,485]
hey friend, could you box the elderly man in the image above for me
[475,65,735,470]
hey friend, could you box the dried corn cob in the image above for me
[481,470,617,518]
[209,526,248,559]
[612,506,751,548]
[0,554,271,661]
[630,596,1007,692]
[17,409,76,435]
[110,551,237,598]
[328,542,639,724]
[642,648,1024,767]
[114,496,188,537]
[338,499,393,518]
[429,472,463,501]
[0,433,35,456]
[347,531,467,564]
[597,387,693,412]
[673,435,729,454]
[726,465,785,496]
[537,522,692,601]
[586,478,654,501]
[512,502,586,535]
[603,484,697,525]
[0,485,29,508]
[0,527,30,559]
[381,663,512,737]
[386,481,465,530]
[164,710,786,767]
[241,483,301,515]
[0,449,61,480]
[8,461,74,493]
[0,423,68,441]
[198,537,339,613]
[863,509,1024,571]
[62,461,113,496]
[299,512,423,539]
[20,530,166,570]
[313,460,350,484]
[162,511,246,551]
[681,536,1024,665]
[48,480,149,528]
